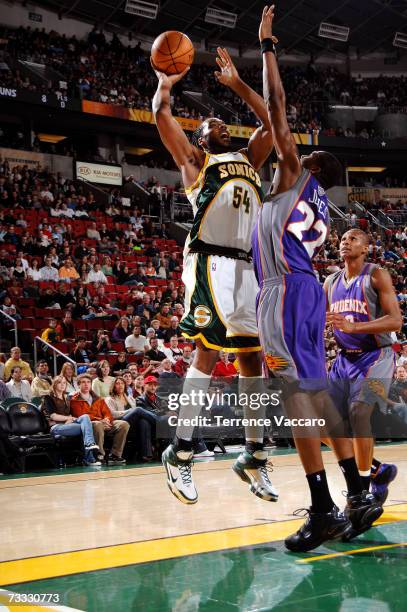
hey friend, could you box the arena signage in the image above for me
[0,147,46,168]
[82,100,316,144]
[0,87,80,110]
[75,161,123,186]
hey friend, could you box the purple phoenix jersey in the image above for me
[252,169,330,383]
[252,169,329,283]
[326,263,395,408]
[326,262,393,351]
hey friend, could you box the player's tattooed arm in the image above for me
[151,61,204,177]
[260,5,301,192]
[214,47,273,170]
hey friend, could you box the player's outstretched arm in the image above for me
[260,5,301,191]
[326,268,403,334]
[151,61,204,183]
[214,47,273,170]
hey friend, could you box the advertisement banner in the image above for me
[75,161,122,186]
[0,147,46,168]
[348,187,407,204]
[83,100,316,144]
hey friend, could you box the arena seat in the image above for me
[7,402,58,470]
[0,406,12,435]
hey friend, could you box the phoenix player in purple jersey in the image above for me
[326,229,402,505]
[256,6,382,552]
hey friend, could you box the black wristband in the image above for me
[261,38,276,55]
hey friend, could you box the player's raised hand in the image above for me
[150,57,190,88]
[214,47,240,88]
[259,5,278,43]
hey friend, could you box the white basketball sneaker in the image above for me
[233,449,279,501]
[162,443,198,504]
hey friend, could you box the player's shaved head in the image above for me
[343,229,369,246]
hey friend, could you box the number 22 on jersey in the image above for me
[286,200,327,257]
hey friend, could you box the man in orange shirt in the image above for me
[70,374,129,465]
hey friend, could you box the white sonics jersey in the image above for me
[184,150,263,255]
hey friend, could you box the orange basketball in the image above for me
[151,31,194,76]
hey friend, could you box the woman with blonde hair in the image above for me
[60,362,78,395]
[41,375,100,466]
[105,376,153,461]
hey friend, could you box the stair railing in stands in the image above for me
[34,337,77,377]
[0,310,18,346]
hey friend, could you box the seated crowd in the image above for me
[2,24,407,135]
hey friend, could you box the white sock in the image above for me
[239,375,265,444]
[176,365,211,441]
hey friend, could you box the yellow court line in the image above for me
[297,542,407,564]
[1,503,407,587]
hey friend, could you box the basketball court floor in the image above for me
[1,443,406,611]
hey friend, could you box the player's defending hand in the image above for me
[214,47,240,89]
[150,57,190,88]
[259,5,278,43]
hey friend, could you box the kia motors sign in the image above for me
[75,161,122,186]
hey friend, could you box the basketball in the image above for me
[151,31,194,75]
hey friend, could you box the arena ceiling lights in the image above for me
[393,32,407,49]
[318,22,349,43]
[124,0,158,20]
[204,7,237,29]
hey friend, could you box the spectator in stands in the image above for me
[74,240,89,260]
[174,303,184,320]
[91,360,115,398]
[168,252,181,274]
[6,366,32,402]
[56,311,76,342]
[4,347,33,381]
[397,344,407,366]
[72,297,89,319]
[27,258,41,281]
[212,351,238,382]
[125,325,146,354]
[70,373,129,465]
[388,365,407,402]
[156,304,172,330]
[87,222,101,241]
[86,263,108,285]
[139,356,155,377]
[92,329,112,354]
[41,318,61,345]
[60,361,78,395]
[0,378,11,402]
[113,316,131,342]
[128,362,139,380]
[39,256,59,282]
[31,360,52,397]
[59,258,80,282]
[164,316,182,342]
[0,353,6,381]
[70,336,93,368]
[111,352,129,375]
[163,336,183,363]
[145,337,166,363]
[42,375,100,466]
[150,319,165,341]
[173,345,193,378]
[101,255,113,276]
[159,358,178,380]
[107,376,157,462]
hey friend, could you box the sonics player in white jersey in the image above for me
[152,47,277,505]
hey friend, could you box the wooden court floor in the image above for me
[0,443,406,611]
